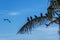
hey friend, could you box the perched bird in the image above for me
[3,19,11,23]
[34,15,37,18]
[45,13,48,16]
[30,16,33,20]
[40,13,43,17]
[27,17,30,22]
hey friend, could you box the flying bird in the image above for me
[3,19,11,23]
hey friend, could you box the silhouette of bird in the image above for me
[30,16,33,20]
[34,15,37,18]
[45,13,48,16]
[3,19,11,23]
[27,17,30,22]
[40,13,43,17]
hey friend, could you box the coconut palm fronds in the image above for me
[46,17,60,27]
[46,0,60,22]
[17,15,48,34]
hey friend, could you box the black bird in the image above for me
[34,15,37,18]
[3,19,11,23]
[40,13,43,17]
[30,16,33,20]
[45,13,48,17]
[27,17,30,22]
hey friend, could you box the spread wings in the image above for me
[3,19,11,23]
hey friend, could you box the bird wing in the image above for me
[17,16,48,34]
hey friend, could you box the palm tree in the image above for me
[17,0,60,38]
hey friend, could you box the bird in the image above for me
[30,16,33,20]
[34,15,37,18]
[3,19,11,23]
[27,17,30,22]
[40,13,43,17]
[45,13,48,17]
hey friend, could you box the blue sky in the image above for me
[0,0,59,40]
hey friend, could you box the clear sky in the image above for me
[0,0,59,40]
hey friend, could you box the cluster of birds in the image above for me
[17,0,60,34]
[27,13,43,22]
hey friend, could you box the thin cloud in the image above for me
[9,9,38,16]
[8,9,34,16]
[0,8,40,16]
[9,12,20,16]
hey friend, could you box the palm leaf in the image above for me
[17,15,48,34]
[46,17,59,27]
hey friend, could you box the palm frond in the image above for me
[17,16,48,34]
[46,17,59,27]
